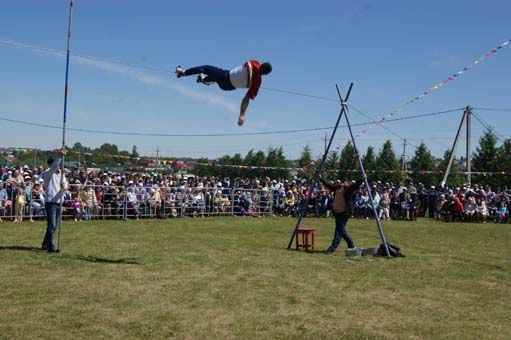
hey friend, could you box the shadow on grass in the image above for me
[0,245,44,252]
[451,255,505,271]
[58,255,142,265]
[289,249,326,255]
[0,246,142,264]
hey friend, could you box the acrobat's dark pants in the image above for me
[328,213,355,251]
[184,65,236,91]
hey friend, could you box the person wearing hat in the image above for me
[41,149,67,253]
[320,176,363,254]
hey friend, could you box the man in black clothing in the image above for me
[320,177,363,254]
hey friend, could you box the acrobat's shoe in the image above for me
[196,74,207,83]
[175,65,185,78]
[196,74,213,86]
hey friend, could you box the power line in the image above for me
[0,108,463,137]
[263,87,465,149]
[472,107,511,112]
[472,111,507,142]
[348,104,419,148]
[472,111,504,140]
[261,86,338,102]
[0,39,497,142]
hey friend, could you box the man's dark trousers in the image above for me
[328,212,355,251]
[42,202,61,252]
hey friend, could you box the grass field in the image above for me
[0,217,510,340]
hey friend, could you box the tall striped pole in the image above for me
[57,0,75,253]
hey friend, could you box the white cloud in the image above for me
[0,39,237,112]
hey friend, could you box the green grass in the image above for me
[0,217,510,340]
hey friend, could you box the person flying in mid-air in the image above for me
[175,60,272,126]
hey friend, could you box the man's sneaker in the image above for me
[175,65,185,78]
[345,247,362,257]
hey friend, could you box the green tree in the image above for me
[193,157,214,177]
[472,129,499,186]
[409,142,437,187]
[377,140,403,184]
[298,145,314,180]
[298,145,313,168]
[93,143,120,167]
[437,150,464,187]
[325,151,340,180]
[72,142,84,152]
[276,146,291,179]
[250,150,267,177]
[231,153,244,178]
[266,146,290,179]
[362,146,377,182]
[131,145,139,159]
[244,149,255,165]
[97,143,119,155]
[496,139,511,187]
[338,142,358,179]
[216,154,233,178]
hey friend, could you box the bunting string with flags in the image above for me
[352,39,511,138]
[191,162,511,176]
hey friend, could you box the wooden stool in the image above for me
[296,227,315,252]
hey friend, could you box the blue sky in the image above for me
[0,0,509,161]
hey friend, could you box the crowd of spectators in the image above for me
[0,164,510,224]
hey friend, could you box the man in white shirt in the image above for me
[41,150,67,253]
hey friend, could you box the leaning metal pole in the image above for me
[57,0,75,253]
[335,84,391,257]
[287,83,353,250]
[441,109,467,187]
[465,106,472,186]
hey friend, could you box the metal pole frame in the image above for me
[335,84,391,257]
[57,0,75,253]
[287,83,353,250]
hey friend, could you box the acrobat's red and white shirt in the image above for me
[229,60,262,100]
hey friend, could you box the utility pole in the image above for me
[401,139,407,172]
[441,108,468,187]
[466,106,472,186]
[156,146,160,172]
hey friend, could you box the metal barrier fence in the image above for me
[5,183,503,223]
[0,184,275,221]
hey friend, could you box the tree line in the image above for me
[4,128,509,187]
[193,129,510,188]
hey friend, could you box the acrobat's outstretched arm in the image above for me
[238,94,250,126]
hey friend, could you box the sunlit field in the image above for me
[1,217,509,340]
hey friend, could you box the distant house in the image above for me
[172,160,187,171]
